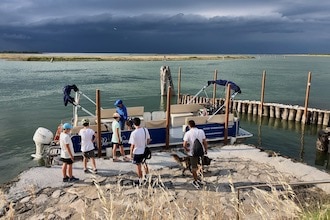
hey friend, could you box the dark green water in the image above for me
[1,54,330,184]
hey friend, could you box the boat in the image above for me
[32,80,253,160]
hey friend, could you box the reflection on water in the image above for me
[239,113,330,172]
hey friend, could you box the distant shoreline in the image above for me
[0,53,255,61]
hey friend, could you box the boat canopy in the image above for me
[207,80,241,94]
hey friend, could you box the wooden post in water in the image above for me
[303,72,312,124]
[224,84,231,145]
[177,67,181,104]
[259,70,266,117]
[165,86,172,148]
[213,70,218,106]
[96,89,102,158]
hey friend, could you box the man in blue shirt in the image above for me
[114,99,128,130]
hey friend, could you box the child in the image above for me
[79,118,97,173]
[112,113,130,162]
[60,123,79,182]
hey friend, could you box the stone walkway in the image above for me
[1,144,330,219]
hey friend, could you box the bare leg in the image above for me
[192,168,198,181]
[91,158,97,170]
[112,144,118,159]
[143,163,149,175]
[119,145,125,157]
[136,164,143,178]
[62,163,68,177]
[68,164,73,178]
[83,156,87,170]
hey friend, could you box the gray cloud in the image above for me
[0,0,329,53]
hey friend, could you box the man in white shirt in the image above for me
[129,117,150,184]
[183,120,208,189]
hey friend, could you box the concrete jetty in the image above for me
[1,144,330,219]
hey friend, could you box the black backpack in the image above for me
[192,138,204,157]
[144,146,152,160]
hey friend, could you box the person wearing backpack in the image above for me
[128,117,151,185]
[183,120,208,189]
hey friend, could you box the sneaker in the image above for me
[192,180,201,189]
[69,176,79,182]
[63,176,69,182]
[197,179,205,185]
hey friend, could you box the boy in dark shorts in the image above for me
[60,123,79,182]
[79,118,97,173]
[128,118,151,184]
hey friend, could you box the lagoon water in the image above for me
[1,54,330,185]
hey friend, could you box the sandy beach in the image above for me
[1,144,330,219]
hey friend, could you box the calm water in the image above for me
[1,55,330,185]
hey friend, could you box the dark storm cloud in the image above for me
[0,0,329,53]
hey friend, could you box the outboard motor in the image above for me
[32,127,54,159]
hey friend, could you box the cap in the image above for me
[81,118,89,125]
[113,113,121,118]
[62,123,72,130]
[114,99,123,106]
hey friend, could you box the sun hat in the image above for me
[114,99,123,106]
[113,113,121,118]
[62,123,72,130]
[81,118,90,125]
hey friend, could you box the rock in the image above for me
[20,196,32,204]
[69,198,86,214]
[33,193,48,206]
[59,193,77,204]
[51,189,63,199]
[28,213,46,220]
[56,210,72,219]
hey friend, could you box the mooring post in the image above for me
[165,86,171,148]
[303,72,312,124]
[177,67,181,104]
[259,70,266,117]
[224,84,231,145]
[213,69,217,106]
[96,89,102,158]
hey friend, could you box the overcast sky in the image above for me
[1,0,329,54]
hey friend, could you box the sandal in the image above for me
[123,156,130,162]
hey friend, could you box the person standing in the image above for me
[111,113,130,162]
[60,123,79,182]
[79,118,97,173]
[114,99,128,130]
[183,120,208,189]
[129,117,150,184]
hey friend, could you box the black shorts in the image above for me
[132,154,145,165]
[83,150,95,159]
[60,158,74,164]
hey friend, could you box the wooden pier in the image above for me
[179,95,330,126]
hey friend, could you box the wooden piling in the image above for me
[165,86,171,148]
[177,67,181,104]
[303,72,312,124]
[213,70,217,106]
[224,84,231,145]
[96,89,102,158]
[259,71,266,116]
